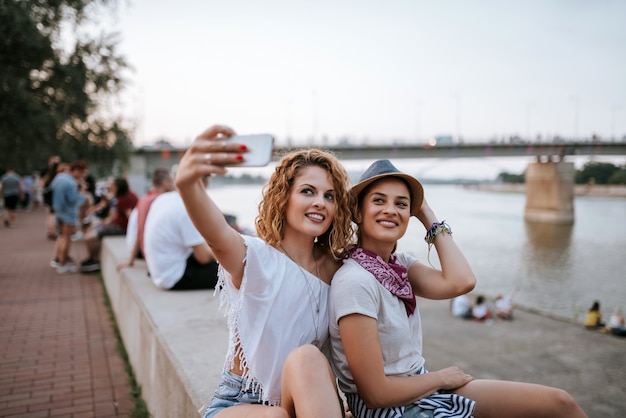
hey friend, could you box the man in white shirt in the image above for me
[143,182,218,290]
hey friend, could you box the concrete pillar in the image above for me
[524,161,575,224]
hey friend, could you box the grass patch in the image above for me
[98,273,151,418]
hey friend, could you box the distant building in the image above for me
[140,138,175,150]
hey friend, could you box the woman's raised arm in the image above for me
[175,125,249,287]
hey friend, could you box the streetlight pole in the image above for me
[569,95,579,140]
[611,104,622,141]
[286,98,293,147]
[454,91,461,142]
[415,99,423,142]
[526,101,534,141]
[312,90,318,143]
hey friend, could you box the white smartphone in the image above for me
[225,134,274,167]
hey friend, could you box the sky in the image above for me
[100,0,626,149]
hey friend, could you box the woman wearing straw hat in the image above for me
[329,159,587,418]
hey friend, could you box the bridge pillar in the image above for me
[524,161,575,224]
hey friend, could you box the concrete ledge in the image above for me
[101,237,228,418]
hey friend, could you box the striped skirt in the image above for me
[345,369,475,418]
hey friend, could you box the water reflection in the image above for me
[525,221,573,249]
[524,221,573,273]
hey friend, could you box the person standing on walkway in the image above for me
[41,155,61,239]
[1,167,24,228]
[50,161,89,274]
[175,125,354,417]
[20,174,34,211]
[329,159,588,418]
[117,167,174,270]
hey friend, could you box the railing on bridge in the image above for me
[135,140,626,163]
[276,140,626,160]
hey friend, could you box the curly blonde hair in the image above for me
[255,149,354,259]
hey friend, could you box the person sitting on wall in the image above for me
[142,176,219,290]
[80,177,138,273]
[117,167,174,270]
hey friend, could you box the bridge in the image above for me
[130,140,625,225]
[132,140,626,168]
[293,140,626,160]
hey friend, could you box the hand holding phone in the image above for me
[225,134,274,167]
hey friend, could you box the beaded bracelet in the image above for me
[424,220,452,245]
[424,221,452,267]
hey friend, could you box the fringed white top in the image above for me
[216,235,330,406]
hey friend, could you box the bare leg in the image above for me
[53,237,60,261]
[57,223,75,265]
[83,229,99,260]
[280,344,343,418]
[453,379,588,418]
[46,208,56,237]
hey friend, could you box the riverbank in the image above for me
[419,297,626,417]
[470,183,626,198]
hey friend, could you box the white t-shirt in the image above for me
[329,253,424,395]
[495,296,511,312]
[143,191,205,289]
[217,236,330,405]
[472,302,490,319]
[451,294,471,317]
[125,207,138,252]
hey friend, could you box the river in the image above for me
[208,182,626,323]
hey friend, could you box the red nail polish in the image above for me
[236,155,244,161]
[239,144,248,151]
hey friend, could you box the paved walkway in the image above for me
[0,209,135,417]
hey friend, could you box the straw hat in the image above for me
[350,160,424,216]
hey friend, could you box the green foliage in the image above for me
[575,162,625,185]
[0,0,132,177]
[607,167,626,185]
[498,163,626,185]
[98,273,151,417]
[496,171,525,183]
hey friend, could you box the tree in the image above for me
[496,171,525,184]
[575,162,622,185]
[0,0,133,176]
[608,168,626,185]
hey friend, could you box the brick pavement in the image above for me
[0,209,135,417]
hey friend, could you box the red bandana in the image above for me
[349,247,416,316]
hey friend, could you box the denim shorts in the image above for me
[203,370,263,418]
